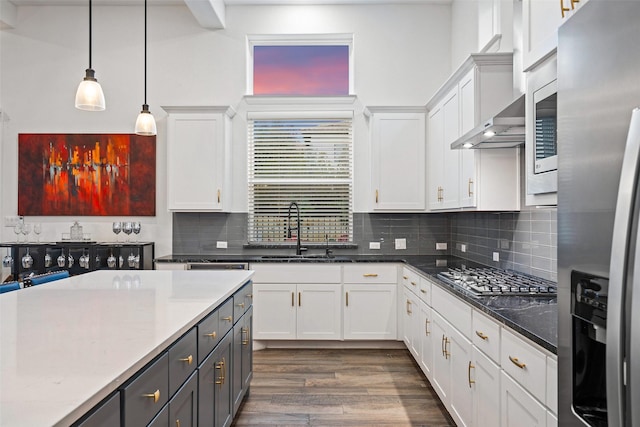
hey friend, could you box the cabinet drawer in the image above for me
[250,263,341,283]
[168,328,197,397]
[472,309,501,363]
[431,285,471,338]
[401,267,420,291]
[501,328,547,402]
[198,309,220,364]
[234,281,253,321]
[343,264,398,283]
[76,392,120,427]
[218,297,235,337]
[418,276,431,305]
[122,353,169,427]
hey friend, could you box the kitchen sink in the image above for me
[258,255,353,262]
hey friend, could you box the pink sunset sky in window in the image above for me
[253,45,349,96]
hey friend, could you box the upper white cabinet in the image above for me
[164,106,235,211]
[427,53,520,212]
[522,0,588,71]
[478,0,513,53]
[367,107,426,211]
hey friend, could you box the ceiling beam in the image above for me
[183,0,225,29]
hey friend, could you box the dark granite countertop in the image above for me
[155,254,557,353]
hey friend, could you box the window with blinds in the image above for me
[248,115,353,244]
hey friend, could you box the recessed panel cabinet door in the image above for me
[370,110,426,211]
[471,347,500,427]
[344,284,397,340]
[296,284,342,340]
[253,284,297,339]
[169,372,197,427]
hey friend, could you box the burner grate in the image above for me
[437,267,556,297]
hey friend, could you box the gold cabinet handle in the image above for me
[441,335,446,357]
[298,292,301,306]
[363,273,378,278]
[204,331,217,339]
[237,302,245,309]
[176,420,181,427]
[215,358,226,386]
[570,0,579,9]
[475,331,489,341]
[346,291,349,307]
[403,275,408,280]
[410,281,417,287]
[375,189,379,203]
[179,355,193,365]
[468,361,476,387]
[242,327,250,345]
[222,316,233,322]
[420,288,427,294]
[246,293,253,299]
[560,0,570,17]
[142,389,160,403]
[406,299,412,314]
[291,292,295,307]
[217,189,221,204]
[444,337,451,359]
[425,319,430,336]
[509,356,527,370]
[468,178,473,197]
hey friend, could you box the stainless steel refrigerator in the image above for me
[558,1,640,426]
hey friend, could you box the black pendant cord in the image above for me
[88,0,92,69]
[143,0,147,106]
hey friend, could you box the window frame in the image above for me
[246,33,355,96]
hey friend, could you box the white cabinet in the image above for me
[155,262,187,270]
[478,0,513,53]
[501,372,547,427]
[164,106,234,211]
[471,347,501,427]
[427,54,520,212]
[253,283,341,340]
[402,287,420,358]
[367,107,426,211]
[522,0,587,71]
[344,283,397,340]
[418,299,434,380]
[251,264,343,341]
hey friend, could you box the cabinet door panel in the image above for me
[442,88,460,209]
[344,284,397,340]
[169,328,197,397]
[253,284,296,339]
[428,106,445,210]
[501,372,547,427]
[215,333,233,427]
[448,327,473,427]
[472,347,500,427]
[522,0,563,70]
[169,372,197,427]
[418,300,434,380]
[430,311,450,404]
[297,284,342,340]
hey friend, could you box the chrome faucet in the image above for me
[287,202,306,255]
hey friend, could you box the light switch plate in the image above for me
[493,252,500,262]
[395,238,406,250]
[461,244,467,253]
[369,241,381,250]
[216,241,228,249]
[436,242,447,250]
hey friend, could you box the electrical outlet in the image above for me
[461,244,467,253]
[493,252,500,262]
[216,241,228,249]
[4,216,20,227]
[395,238,406,250]
[369,241,381,250]
[436,242,447,250]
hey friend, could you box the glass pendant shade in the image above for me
[135,104,157,136]
[75,68,106,111]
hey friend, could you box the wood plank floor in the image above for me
[232,348,456,427]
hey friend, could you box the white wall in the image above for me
[0,3,452,257]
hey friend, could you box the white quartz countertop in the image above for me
[0,269,254,427]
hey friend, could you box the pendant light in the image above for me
[134,0,157,136]
[75,0,106,111]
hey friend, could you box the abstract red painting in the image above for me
[18,134,156,216]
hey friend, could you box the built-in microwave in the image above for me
[526,56,558,203]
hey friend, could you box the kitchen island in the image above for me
[0,269,254,426]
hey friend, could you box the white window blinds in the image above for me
[248,115,353,244]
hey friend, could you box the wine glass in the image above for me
[33,223,42,243]
[22,248,33,269]
[122,222,133,242]
[132,222,141,242]
[13,224,22,243]
[3,249,13,268]
[112,222,122,242]
[21,223,32,243]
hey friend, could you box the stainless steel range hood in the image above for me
[451,94,525,149]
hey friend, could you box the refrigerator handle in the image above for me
[608,107,640,427]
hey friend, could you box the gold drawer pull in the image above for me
[425,319,430,336]
[291,292,295,307]
[444,337,450,359]
[475,331,489,341]
[420,289,427,294]
[217,189,221,204]
[509,356,527,370]
[242,327,250,345]
[363,273,378,278]
[142,389,160,403]
[410,281,417,286]
[375,189,379,203]
[222,316,233,322]
[468,361,475,387]
[204,331,217,339]
[406,299,412,314]
[176,420,181,427]
[403,275,408,280]
[179,355,193,365]
[246,293,253,299]
[346,291,349,307]
[468,178,474,197]
[237,302,245,308]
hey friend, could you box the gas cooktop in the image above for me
[437,267,557,297]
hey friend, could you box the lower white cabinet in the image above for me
[253,283,341,340]
[418,299,434,380]
[501,371,547,427]
[470,347,500,427]
[402,287,420,357]
[344,284,397,339]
